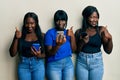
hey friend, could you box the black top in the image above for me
[82,31,102,53]
[19,39,39,57]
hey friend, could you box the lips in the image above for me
[27,27,33,33]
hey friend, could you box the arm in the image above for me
[102,39,113,54]
[70,35,76,51]
[75,29,89,53]
[9,37,19,57]
[67,27,76,51]
[75,29,85,53]
[9,27,22,57]
[45,45,60,57]
[100,26,113,54]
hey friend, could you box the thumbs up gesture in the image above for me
[15,27,22,39]
[67,26,74,37]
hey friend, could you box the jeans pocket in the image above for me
[95,56,103,65]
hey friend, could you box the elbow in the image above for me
[105,49,112,54]
[9,49,16,57]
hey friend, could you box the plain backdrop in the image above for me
[0,0,120,80]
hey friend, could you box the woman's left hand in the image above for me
[31,47,42,58]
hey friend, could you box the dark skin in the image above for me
[75,12,113,54]
[9,17,45,58]
[45,20,76,57]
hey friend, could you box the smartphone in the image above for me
[57,31,64,35]
[81,32,87,38]
[32,43,40,51]
[57,31,64,40]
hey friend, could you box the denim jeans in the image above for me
[46,56,74,80]
[76,52,104,80]
[18,56,45,80]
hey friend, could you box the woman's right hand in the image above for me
[15,27,22,39]
[80,34,89,44]
[56,34,66,46]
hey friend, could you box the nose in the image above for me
[58,20,63,25]
[28,24,32,28]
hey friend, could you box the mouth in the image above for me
[91,22,98,26]
[26,27,33,33]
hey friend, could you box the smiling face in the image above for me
[88,12,99,27]
[55,20,66,31]
[25,17,36,33]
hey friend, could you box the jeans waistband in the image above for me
[20,56,42,60]
[78,51,102,58]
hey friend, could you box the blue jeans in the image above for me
[46,56,74,80]
[18,56,45,80]
[76,52,104,80]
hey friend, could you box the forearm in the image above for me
[9,37,19,57]
[46,45,60,57]
[76,39,85,53]
[103,39,113,54]
[70,35,76,52]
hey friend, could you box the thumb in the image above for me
[104,25,107,30]
[15,27,19,31]
[70,26,73,30]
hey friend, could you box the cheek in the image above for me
[32,24,36,28]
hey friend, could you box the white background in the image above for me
[0,0,120,80]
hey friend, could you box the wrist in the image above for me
[56,45,60,48]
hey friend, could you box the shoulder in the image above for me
[46,28,56,34]
[45,28,56,38]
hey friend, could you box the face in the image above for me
[88,12,99,27]
[25,17,36,33]
[56,20,66,31]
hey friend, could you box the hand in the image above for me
[101,26,112,42]
[67,26,74,37]
[80,33,89,44]
[15,27,22,39]
[31,47,42,57]
[56,34,66,46]
[82,35,89,44]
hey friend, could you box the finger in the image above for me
[59,35,62,42]
[31,47,37,55]
[56,36,59,42]
[63,36,66,43]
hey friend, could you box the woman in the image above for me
[75,6,113,80]
[9,12,45,80]
[44,10,76,80]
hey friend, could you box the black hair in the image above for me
[21,12,45,53]
[54,10,68,29]
[81,6,99,31]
